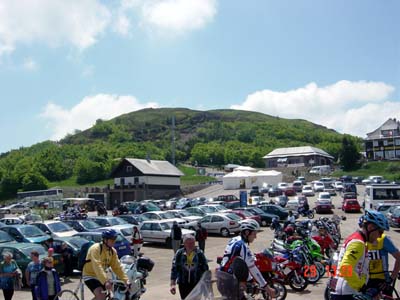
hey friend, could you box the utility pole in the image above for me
[171,115,176,166]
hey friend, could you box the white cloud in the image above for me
[115,0,217,36]
[22,58,38,71]
[0,0,111,56]
[40,94,159,140]
[231,80,396,137]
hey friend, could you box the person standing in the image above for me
[171,221,182,254]
[330,210,389,300]
[132,226,143,257]
[0,252,22,300]
[367,232,400,297]
[195,222,208,253]
[60,242,73,278]
[170,235,209,299]
[25,250,42,300]
[35,257,61,300]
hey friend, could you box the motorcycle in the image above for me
[297,207,314,219]
[111,255,154,300]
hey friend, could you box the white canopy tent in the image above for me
[222,170,282,190]
[233,166,257,172]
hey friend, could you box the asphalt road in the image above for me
[12,184,400,300]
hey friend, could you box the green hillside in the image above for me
[0,108,358,199]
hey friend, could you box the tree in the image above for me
[339,136,361,171]
[21,171,48,191]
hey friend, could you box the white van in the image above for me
[309,165,332,175]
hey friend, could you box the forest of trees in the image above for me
[0,108,362,199]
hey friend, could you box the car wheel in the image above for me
[261,220,268,227]
[220,228,230,237]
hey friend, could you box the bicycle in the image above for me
[55,277,127,300]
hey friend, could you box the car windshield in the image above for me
[177,210,191,217]
[251,207,264,214]
[48,222,73,232]
[20,245,46,256]
[320,194,331,199]
[201,207,214,213]
[0,231,15,243]
[226,213,241,221]
[80,220,102,229]
[20,226,46,237]
[120,228,133,236]
[347,201,358,205]
[211,205,226,211]
[160,212,176,219]
[160,222,171,230]
[108,217,128,226]
[240,211,253,217]
[68,237,89,248]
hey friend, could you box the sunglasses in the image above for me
[370,227,384,235]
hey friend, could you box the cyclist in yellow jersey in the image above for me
[330,210,389,300]
[82,229,129,300]
[367,232,400,296]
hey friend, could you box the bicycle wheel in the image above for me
[56,289,80,300]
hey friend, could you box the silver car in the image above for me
[184,212,240,237]
[0,203,31,214]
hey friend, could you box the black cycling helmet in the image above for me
[102,229,118,239]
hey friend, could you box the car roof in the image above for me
[74,231,102,236]
[0,242,45,249]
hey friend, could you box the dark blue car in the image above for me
[73,232,132,258]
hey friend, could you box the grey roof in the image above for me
[125,158,184,176]
[263,146,333,159]
[366,118,400,139]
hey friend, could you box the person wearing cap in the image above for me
[170,235,209,299]
[82,229,129,300]
[363,215,400,297]
[171,221,182,254]
[195,222,208,253]
[330,210,389,300]
[220,223,275,298]
[35,257,61,300]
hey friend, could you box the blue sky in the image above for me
[0,0,399,154]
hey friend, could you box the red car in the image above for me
[284,186,297,196]
[231,210,262,225]
[342,199,361,213]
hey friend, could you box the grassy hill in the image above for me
[0,108,358,199]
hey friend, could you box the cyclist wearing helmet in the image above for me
[220,223,275,297]
[82,229,129,300]
[330,210,389,300]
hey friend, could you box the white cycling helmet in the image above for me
[240,222,258,232]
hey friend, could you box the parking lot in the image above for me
[11,184,400,300]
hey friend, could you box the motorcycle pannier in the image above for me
[137,257,155,272]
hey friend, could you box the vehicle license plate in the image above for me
[322,206,328,208]
[119,246,126,250]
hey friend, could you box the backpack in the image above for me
[78,241,95,270]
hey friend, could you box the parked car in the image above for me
[183,213,240,237]
[0,243,63,282]
[268,186,283,197]
[73,232,132,258]
[215,195,239,202]
[139,220,195,247]
[297,176,307,185]
[249,186,261,197]
[0,217,25,225]
[31,220,78,237]
[317,192,332,204]
[273,195,289,207]
[388,207,400,228]
[125,201,161,213]
[313,181,325,192]
[323,184,337,196]
[218,201,241,210]
[0,203,31,214]
[234,207,278,227]
[89,216,129,227]
[302,185,315,197]
[376,204,392,214]
[117,214,140,225]
[352,176,365,184]
[343,182,357,194]
[257,204,289,221]
[62,219,103,232]
[0,224,51,243]
[314,201,333,214]
[140,211,187,227]
[285,199,301,212]
[0,231,17,244]
[230,210,262,225]
[384,205,400,220]
[248,196,264,206]
[168,210,203,223]
[342,199,361,213]
[333,181,344,191]
[362,176,383,185]
[292,181,303,192]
